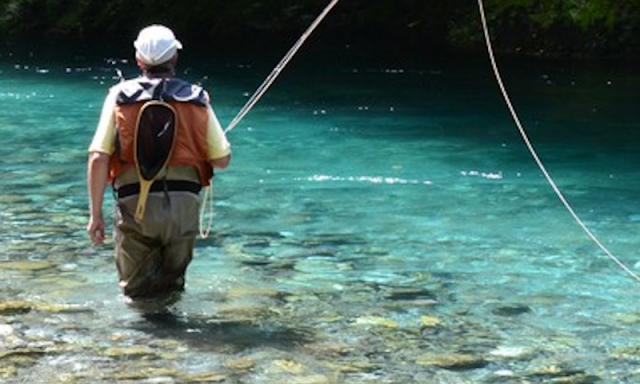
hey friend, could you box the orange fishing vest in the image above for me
[107,78,214,186]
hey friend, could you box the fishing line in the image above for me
[476,0,640,282]
[199,0,341,238]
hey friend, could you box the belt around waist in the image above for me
[116,180,202,199]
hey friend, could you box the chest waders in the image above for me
[133,100,178,222]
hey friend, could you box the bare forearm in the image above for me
[87,152,110,218]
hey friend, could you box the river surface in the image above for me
[1,42,640,383]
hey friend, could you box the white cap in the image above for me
[134,25,183,66]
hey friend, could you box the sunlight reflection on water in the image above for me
[0,52,640,382]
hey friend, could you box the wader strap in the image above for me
[117,180,201,199]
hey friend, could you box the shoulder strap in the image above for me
[116,78,208,106]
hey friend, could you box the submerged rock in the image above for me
[0,301,32,316]
[179,372,229,382]
[525,363,601,383]
[0,348,47,360]
[353,316,399,329]
[112,366,180,381]
[273,359,306,373]
[420,315,442,329]
[224,356,256,371]
[303,341,353,357]
[492,303,532,316]
[612,312,640,325]
[384,287,437,301]
[0,195,30,204]
[0,260,56,272]
[0,364,18,380]
[489,345,533,360]
[103,345,158,359]
[416,352,488,370]
[0,300,90,316]
[225,286,286,300]
[286,374,334,384]
[0,347,47,380]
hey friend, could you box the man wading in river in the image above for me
[86,25,231,302]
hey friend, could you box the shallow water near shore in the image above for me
[1,44,640,383]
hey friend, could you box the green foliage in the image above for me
[449,0,640,56]
[0,0,638,57]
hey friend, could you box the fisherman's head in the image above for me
[134,24,182,75]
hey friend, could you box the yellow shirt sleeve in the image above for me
[88,88,118,155]
[206,105,231,160]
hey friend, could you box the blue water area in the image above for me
[1,44,640,383]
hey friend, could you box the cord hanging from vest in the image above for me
[476,0,640,282]
[199,183,214,239]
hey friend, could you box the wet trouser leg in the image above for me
[114,192,200,299]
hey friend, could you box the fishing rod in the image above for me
[223,0,341,134]
[199,0,341,238]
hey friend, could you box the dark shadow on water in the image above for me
[133,310,314,353]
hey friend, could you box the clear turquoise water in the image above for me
[1,46,640,382]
